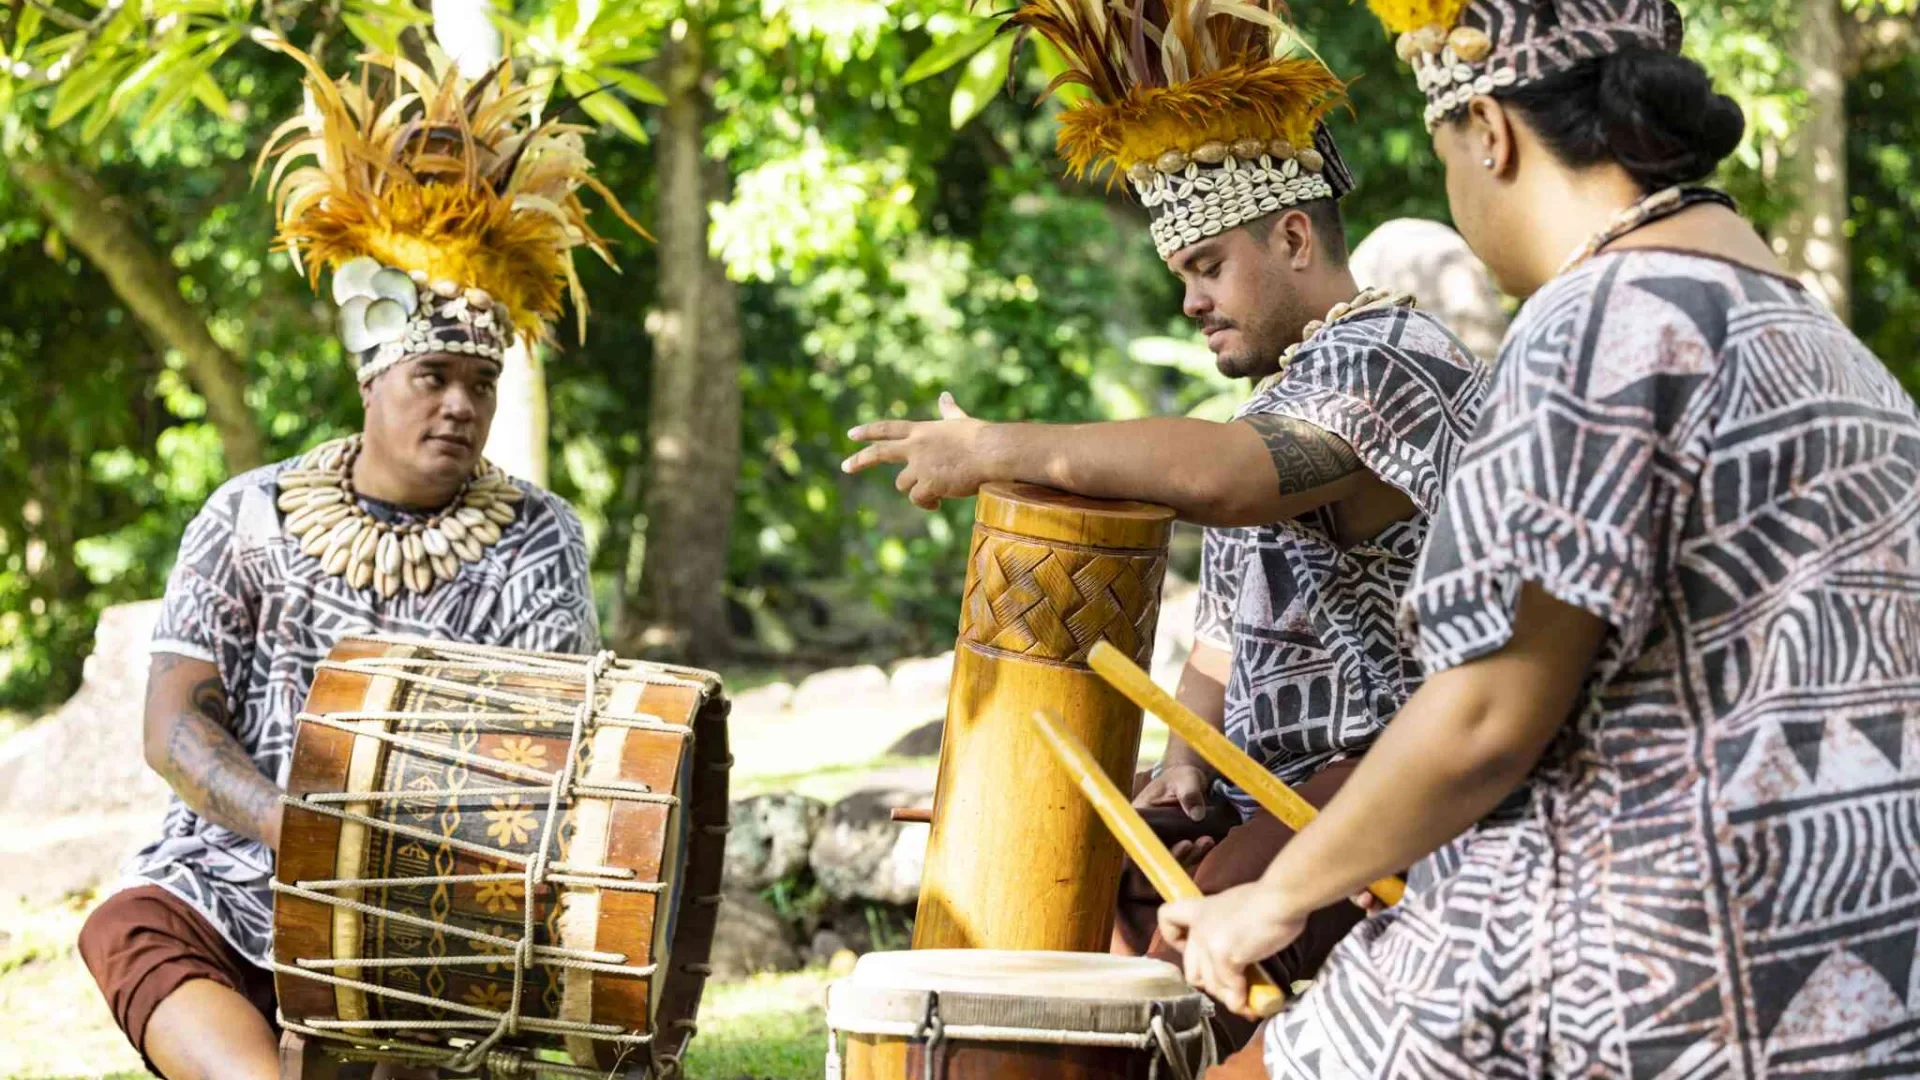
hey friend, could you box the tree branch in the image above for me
[6,0,125,86]
[10,154,267,472]
[22,0,91,33]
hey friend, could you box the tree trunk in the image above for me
[9,156,266,473]
[1775,0,1851,322]
[486,342,549,485]
[430,0,547,485]
[631,16,742,664]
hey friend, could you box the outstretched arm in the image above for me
[142,653,283,850]
[844,394,1365,527]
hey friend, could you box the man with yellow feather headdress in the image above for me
[846,0,1490,1066]
[76,40,635,1079]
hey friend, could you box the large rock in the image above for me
[1351,218,1510,362]
[707,887,803,979]
[0,602,172,902]
[789,664,890,714]
[0,601,168,820]
[809,787,929,906]
[724,793,827,890]
[729,680,794,721]
[886,653,953,713]
[884,720,944,758]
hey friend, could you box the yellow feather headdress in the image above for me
[256,35,645,381]
[1362,0,1471,35]
[1003,0,1352,258]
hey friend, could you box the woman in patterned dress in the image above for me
[1158,2,1920,1076]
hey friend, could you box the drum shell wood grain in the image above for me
[912,483,1174,952]
[274,638,730,1075]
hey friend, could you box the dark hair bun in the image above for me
[1596,47,1746,189]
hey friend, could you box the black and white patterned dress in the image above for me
[1270,250,1920,1077]
[123,459,598,967]
[1197,307,1489,816]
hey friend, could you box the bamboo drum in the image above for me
[911,482,1176,952]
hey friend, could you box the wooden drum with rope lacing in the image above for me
[271,636,731,1079]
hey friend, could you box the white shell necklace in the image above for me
[1257,287,1418,394]
[276,435,522,598]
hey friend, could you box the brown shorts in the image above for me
[78,884,277,1074]
[1113,759,1366,1077]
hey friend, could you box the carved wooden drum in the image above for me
[826,950,1215,1080]
[272,636,730,1077]
[913,482,1175,952]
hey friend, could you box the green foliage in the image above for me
[1848,47,1920,390]
[0,0,1915,709]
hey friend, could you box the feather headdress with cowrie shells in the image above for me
[1359,0,1683,132]
[255,34,646,384]
[1003,0,1353,260]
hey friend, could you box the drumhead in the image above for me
[844,950,1191,1002]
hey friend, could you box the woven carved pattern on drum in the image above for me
[960,526,1165,667]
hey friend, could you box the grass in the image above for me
[0,890,835,1080]
[680,968,834,1079]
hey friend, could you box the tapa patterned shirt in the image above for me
[1195,307,1488,816]
[1273,250,1920,1077]
[124,458,598,966]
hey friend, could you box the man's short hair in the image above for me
[1247,199,1349,267]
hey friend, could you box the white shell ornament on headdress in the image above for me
[333,257,420,354]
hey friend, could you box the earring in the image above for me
[1482,158,1495,169]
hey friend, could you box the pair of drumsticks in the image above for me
[1031,642,1405,1018]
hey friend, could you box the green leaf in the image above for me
[47,55,124,128]
[79,93,116,141]
[562,69,647,144]
[903,19,999,86]
[340,11,403,55]
[588,43,658,65]
[135,31,235,133]
[106,44,182,116]
[189,73,230,116]
[14,4,43,54]
[553,0,579,41]
[592,65,664,106]
[948,35,1011,130]
[574,0,602,38]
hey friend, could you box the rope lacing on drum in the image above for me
[269,647,694,1075]
[1148,1005,1197,1080]
[446,648,607,1071]
[915,992,946,1080]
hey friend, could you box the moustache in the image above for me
[1198,319,1235,335]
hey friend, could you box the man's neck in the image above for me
[1301,267,1363,325]
[350,445,461,511]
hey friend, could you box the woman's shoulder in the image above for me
[1501,249,1816,396]
[1523,249,1810,333]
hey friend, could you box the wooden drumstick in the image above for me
[1087,642,1407,908]
[1029,708,1286,1019]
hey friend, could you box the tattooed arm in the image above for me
[848,405,1379,527]
[142,653,284,851]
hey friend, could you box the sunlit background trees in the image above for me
[0,0,1914,711]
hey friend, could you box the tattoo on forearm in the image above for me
[156,675,280,845]
[1244,414,1362,496]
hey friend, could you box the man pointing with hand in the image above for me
[846,133,1488,1073]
